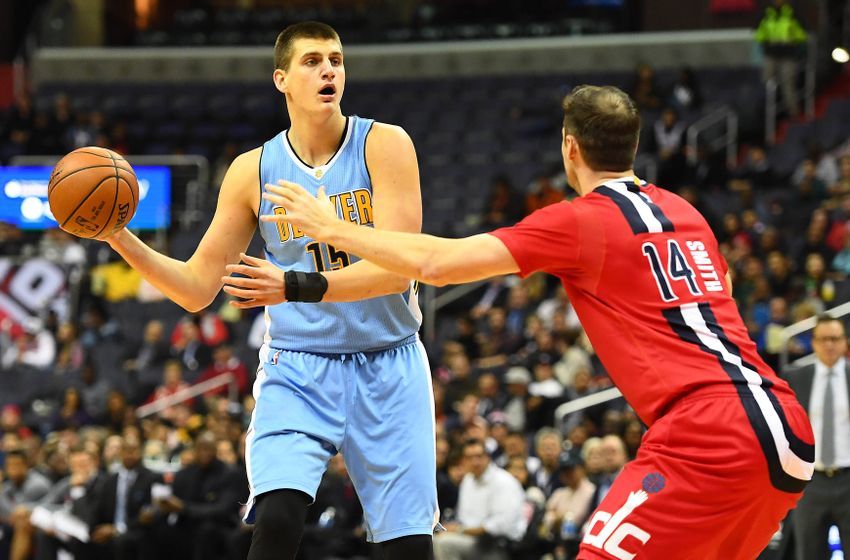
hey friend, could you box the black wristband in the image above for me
[285,271,328,303]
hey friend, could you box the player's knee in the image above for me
[381,534,433,560]
[251,489,311,542]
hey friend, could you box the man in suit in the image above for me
[156,431,243,560]
[784,314,850,559]
[87,435,160,560]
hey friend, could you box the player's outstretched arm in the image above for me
[107,150,259,311]
[317,123,422,301]
[262,182,520,287]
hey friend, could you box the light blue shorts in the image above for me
[243,335,439,543]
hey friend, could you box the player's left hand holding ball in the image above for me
[261,180,339,241]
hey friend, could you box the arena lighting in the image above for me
[832,47,850,63]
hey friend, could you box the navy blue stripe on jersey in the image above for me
[596,186,651,235]
[663,303,810,493]
[697,304,815,463]
[625,183,675,233]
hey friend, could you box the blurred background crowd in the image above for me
[1,0,850,559]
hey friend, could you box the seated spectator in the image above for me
[434,439,527,560]
[502,367,531,433]
[0,317,56,370]
[54,321,85,375]
[195,345,249,400]
[32,444,103,560]
[540,454,596,555]
[79,305,122,350]
[300,454,374,559]
[525,174,566,214]
[588,435,628,512]
[476,373,506,420]
[437,442,465,523]
[532,428,563,499]
[170,318,212,375]
[668,67,702,112]
[124,319,170,375]
[481,175,524,230]
[653,107,687,186]
[87,436,161,560]
[498,431,542,475]
[79,361,112,420]
[155,431,244,560]
[147,361,193,422]
[630,63,663,111]
[0,449,51,560]
[1,405,33,442]
[50,387,93,432]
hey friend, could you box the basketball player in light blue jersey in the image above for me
[104,22,437,560]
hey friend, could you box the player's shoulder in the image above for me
[366,121,413,145]
[364,121,416,165]
[232,146,263,168]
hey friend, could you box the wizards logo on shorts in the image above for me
[642,472,666,494]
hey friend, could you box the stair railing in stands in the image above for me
[686,106,739,169]
[135,372,237,419]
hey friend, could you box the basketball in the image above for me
[47,146,139,240]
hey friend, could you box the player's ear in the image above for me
[272,68,288,94]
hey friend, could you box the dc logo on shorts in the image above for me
[583,490,652,560]
[642,472,665,494]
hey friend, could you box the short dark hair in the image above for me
[561,85,641,172]
[274,21,340,71]
[814,313,845,333]
[4,449,27,464]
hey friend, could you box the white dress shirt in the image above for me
[457,462,527,541]
[809,358,850,468]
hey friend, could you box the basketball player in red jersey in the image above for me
[258,85,815,559]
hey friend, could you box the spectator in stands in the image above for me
[147,360,192,422]
[1,405,33,442]
[33,443,103,560]
[53,321,85,375]
[589,435,628,512]
[170,317,212,374]
[653,107,687,186]
[0,92,34,163]
[80,361,112,420]
[300,454,373,559]
[527,353,564,433]
[124,319,169,376]
[0,317,56,371]
[442,351,477,410]
[755,0,807,117]
[540,454,596,555]
[195,344,249,400]
[793,144,839,190]
[79,305,122,350]
[100,390,132,434]
[532,429,563,499]
[0,449,51,560]
[434,439,527,560]
[668,67,702,112]
[476,373,505,420]
[87,436,160,560]
[50,387,93,432]
[502,367,531,433]
[481,176,525,231]
[155,431,244,560]
[629,63,663,111]
[782,314,850,560]
[525,174,566,214]
[437,442,465,523]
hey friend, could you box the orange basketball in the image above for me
[47,146,139,240]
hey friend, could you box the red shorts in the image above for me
[578,388,814,560]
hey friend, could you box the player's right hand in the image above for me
[222,253,286,308]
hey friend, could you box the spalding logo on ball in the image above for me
[48,146,139,240]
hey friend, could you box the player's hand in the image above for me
[260,180,340,241]
[222,253,286,308]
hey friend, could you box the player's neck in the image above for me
[576,168,636,196]
[286,112,347,167]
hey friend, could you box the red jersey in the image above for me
[490,176,799,427]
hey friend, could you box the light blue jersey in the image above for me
[246,115,439,542]
[257,116,421,355]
